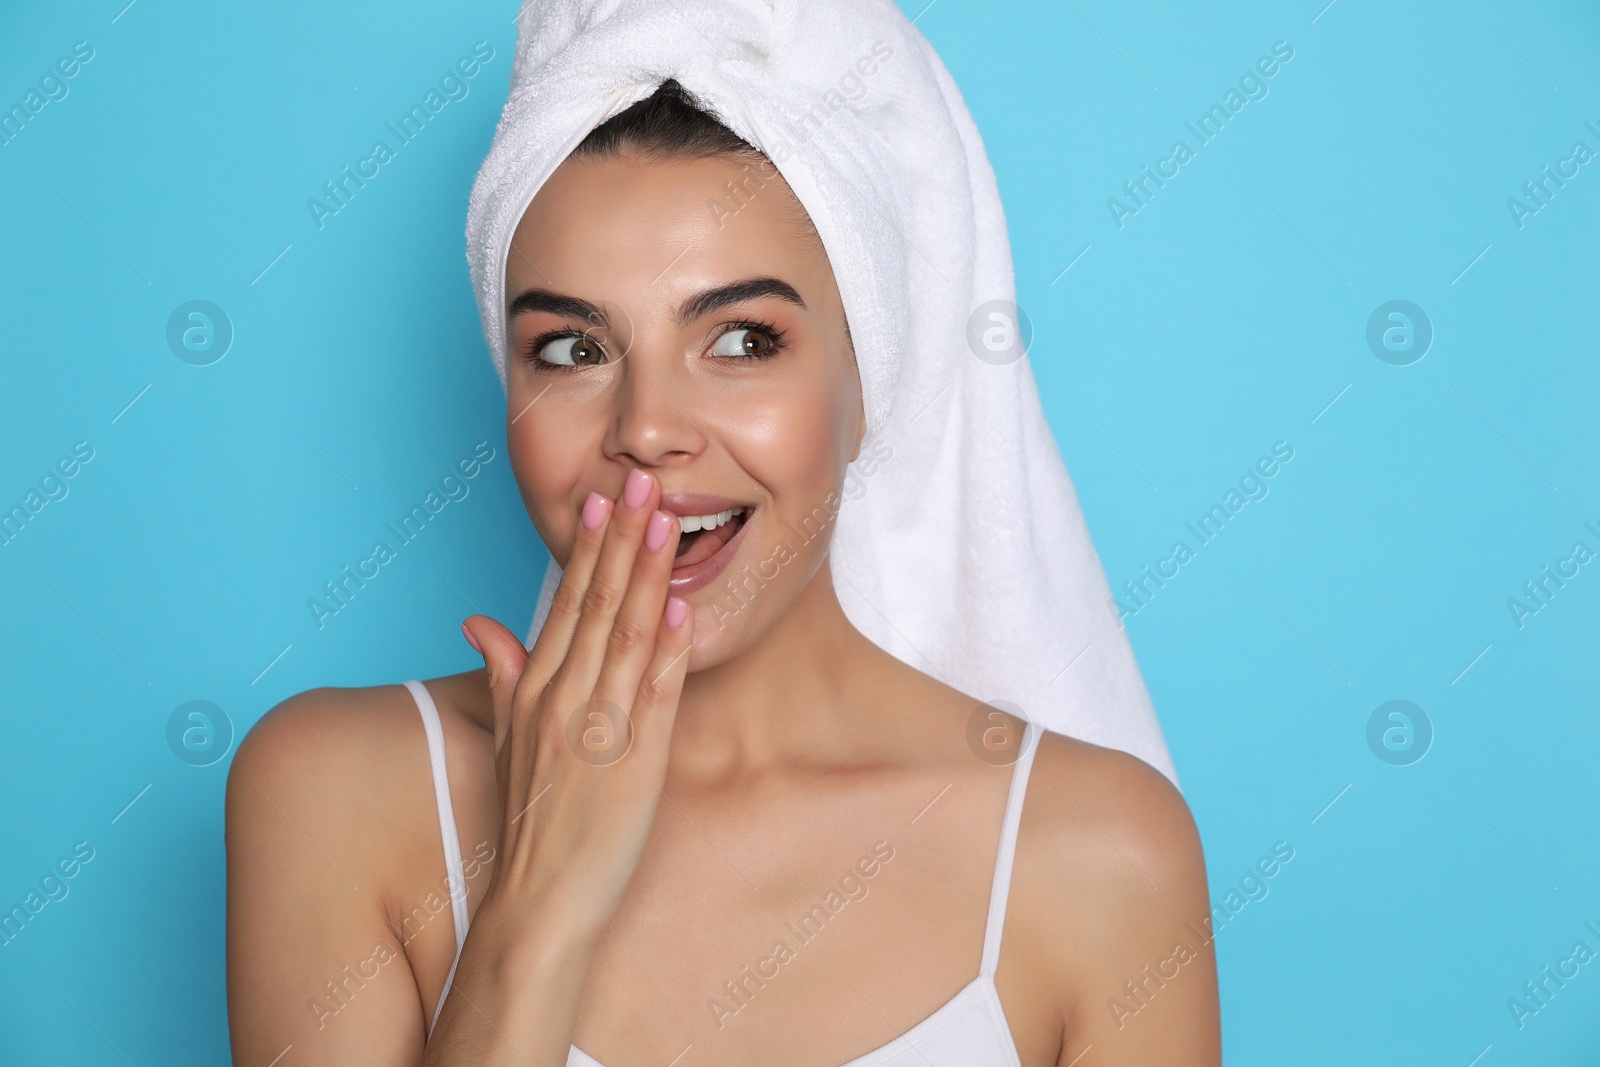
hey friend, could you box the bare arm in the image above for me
[225,692,432,1065]
[227,469,692,1066]
[1017,742,1221,1066]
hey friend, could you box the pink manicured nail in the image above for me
[664,597,688,629]
[461,621,481,654]
[645,510,673,552]
[581,491,610,531]
[622,467,651,509]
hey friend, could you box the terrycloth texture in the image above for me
[465,0,1177,785]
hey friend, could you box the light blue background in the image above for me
[2,0,1596,1063]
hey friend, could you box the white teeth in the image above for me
[679,506,745,533]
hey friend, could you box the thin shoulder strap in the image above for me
[403,680,470,1039]
[978,717,1040,979]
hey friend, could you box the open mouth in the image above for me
[673,506,750,569]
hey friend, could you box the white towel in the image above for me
[465,0,1177,785]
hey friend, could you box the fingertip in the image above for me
[664,596,689,631]
[622,467,653,510]
[581,491,612,531]
[646,510,675,553]
[465,615,527,667]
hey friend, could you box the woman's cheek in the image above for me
[509,409,587,555]
[737,384,844,504]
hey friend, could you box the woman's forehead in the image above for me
[506,152,835,313]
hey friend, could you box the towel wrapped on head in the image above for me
[466,0,1177,785]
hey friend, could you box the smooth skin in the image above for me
[226,150,1220,1066]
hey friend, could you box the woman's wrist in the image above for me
[428,896,601,1064]
[441,895,600,1017]
[459,912,595,1003]
[467,882,610,971]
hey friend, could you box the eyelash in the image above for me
[520,319,789,373]
[717,319,789,361]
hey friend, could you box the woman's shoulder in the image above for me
[1021,726,1198,876]
[230,671,492,780]
[1005,727,1218,1050]
[226,683,422,870]
[902,662,1203,917]
[230,679,428,795]
[224,673,494,887]
[223,675,497,1060]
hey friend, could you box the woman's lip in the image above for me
[668,508,752,596]
[659,491,750,517]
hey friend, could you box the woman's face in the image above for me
[503,150,864,667]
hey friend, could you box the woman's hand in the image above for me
[471,464,692,938]
[429,466,692,1062]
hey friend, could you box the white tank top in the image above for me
[405,679,1038,1067]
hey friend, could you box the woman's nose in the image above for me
[603,352,706,468]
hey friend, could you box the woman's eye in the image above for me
[538,334,607,367]
[710,327,777,358]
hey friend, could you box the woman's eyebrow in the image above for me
[675,276,806,326]
[507,288,609,326]
[506,276,806,328]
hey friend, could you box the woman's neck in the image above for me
[669,556,899,777]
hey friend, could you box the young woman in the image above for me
[226,6,1219,1066]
